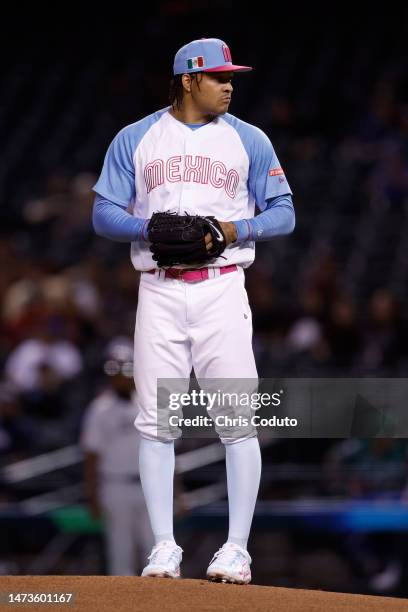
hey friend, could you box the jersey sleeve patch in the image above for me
[269,168,284,176]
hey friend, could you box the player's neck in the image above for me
[169,105,214,126]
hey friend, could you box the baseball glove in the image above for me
[147,211,227,268]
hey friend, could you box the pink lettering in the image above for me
[143,156,239,196]
[166,156,182,182]
[184,155,204,183]
[201,157,210,184]
[144,159,164,193]
[225,169,239,199]
[209,161,227,188]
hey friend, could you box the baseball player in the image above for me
[92,38,295,583]
[80,337,153,575]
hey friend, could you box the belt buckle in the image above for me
[175,268,186,280]
[167,268,188,280]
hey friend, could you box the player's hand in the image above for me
[218,221,237,246]
[205,232,213,251]
[205,221,237,251]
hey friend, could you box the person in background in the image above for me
[80,336,153,575]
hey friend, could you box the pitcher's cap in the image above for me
[173,38,252,75]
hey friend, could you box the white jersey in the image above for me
[93,107,292,272]
[80,389,140,477]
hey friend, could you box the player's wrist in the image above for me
[218,221,237,246]
[229,222,238,244]
[140,219,149,242]
[233,219,252,243]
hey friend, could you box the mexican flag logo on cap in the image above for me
[187,56,204,69]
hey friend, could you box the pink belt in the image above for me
[147,264,237,282]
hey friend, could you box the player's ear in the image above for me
[181,73,193,93]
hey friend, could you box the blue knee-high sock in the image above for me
[225,436,262,550]
[139,438,176,545]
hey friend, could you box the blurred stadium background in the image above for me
[1,2,408,598]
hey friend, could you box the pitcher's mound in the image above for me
[1,575,408,611]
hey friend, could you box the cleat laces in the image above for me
[147,541,182,566]
[210,543,250,566]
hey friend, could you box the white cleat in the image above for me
[141,540,183,579]
[206,542,252,584]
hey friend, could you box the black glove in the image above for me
[147,211,227,268]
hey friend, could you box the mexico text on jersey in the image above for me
[93,107,293,271]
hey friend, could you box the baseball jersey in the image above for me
[80,389,140,477]
[93,107,292,271]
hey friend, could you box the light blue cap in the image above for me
[173,38,252,75]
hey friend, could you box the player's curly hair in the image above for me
[169,73,201,110]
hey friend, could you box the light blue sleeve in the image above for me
[92,108,169,208]
[93,126,136,207]
[234,194,295,242]
[223,114,293,211]
[92,194,148,242]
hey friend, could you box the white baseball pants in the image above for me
[133,266,258,443]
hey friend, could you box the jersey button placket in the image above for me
[181,129,198,215]
[178,134,189,215]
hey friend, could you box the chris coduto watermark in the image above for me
[166,389,297,429]
[156,377,408,439]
